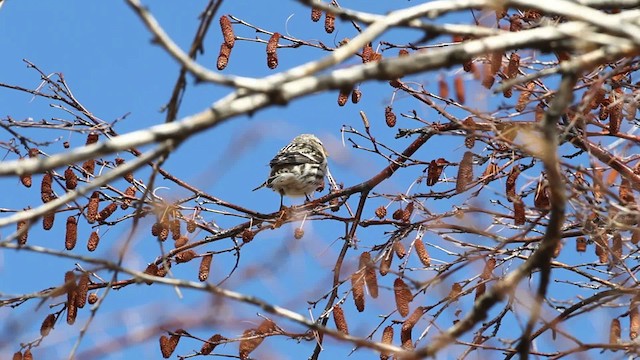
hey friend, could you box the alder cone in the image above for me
[394,277,412,317]
[324,11,335,33]
[337,88,350,106]
[310,7,321,22]
[64,167,78,190]
[86,192,100,223]
[43,211,55,230]
[41,171,53,203]
[87,231,100,252]
[385,106,397,127]
[65,216,78,250]
[576,236,587,252]
[76,273,90,308]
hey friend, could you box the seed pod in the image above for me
[481,258,496,280]
[64,167,78,189]
[41,172,53,203]
[174,235,188,248]
[438,77,449,99]
[369,52,382,62]
[12,351,22,360]
[360,252,378,298]
[23,350,32,360]
[351,88,362,103]
[201,334,224,355]
[456,151,474,193]
[98,202,117,222]
[186,219,197,233]
[176,250,197,264]
[402,306,424,332]
[506,166,520,202]
[198,254,213,281]
[414,238,430,266]
[294,227,305,239]
[610,318,621,344]
[514,197,525,225]
[631,306,640,340]
[144,263,159,284]
[220,15,235,48]
[609,100,623,135]
[217,42,232,70]
[266,32,280,69]
[40,313,56,337]
[454,75,465,104]
[83,195,102,222]
[20,170,32,188]
[351,272,365,312]
[17,218,28,245]
[64,216,77,250]
[333,304,349,334]
[380,249,393,276]
[159,334,178,359]
[380,326,394,360]
[385,106,397,127]
[87,231,99,252]
[43,211,55,230]
[324,11,335,33]
[88,293,98,304]
[241,229,254,243]
[159,223,169,241]
[76,273,89,308]
[374,206,387,219]
[337,88,350,106]
[239,329,263,360]
[393,241,406,259]
[394,277,412,317]
[82,159,95,176]
[86,132,99,145]
[311,7,321,22]
[506,53,520,79]
[475,281,486,300]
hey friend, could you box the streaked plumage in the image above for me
[254,134,328,206]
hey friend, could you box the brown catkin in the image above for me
[481,258,496,280]
[170,219,181,240]
[220,15,235,48]
[87,192,99,223]
[394,277,412,317]
[40,313,55,336]
[176,250,197,263]
[82,159,95,176]
[76,273,89,308]
[174,235,188,248]
[324,11,335,33]
[456,151,474,193]
[43,211,55,230]
[199,254,213,282]
[266,32,280,69]
[17,218,28,245]
[402,306,424,332]
[66,292,77,325]
[64,167,78,189]
[401,327,413,350]
[612,232,622,260]
[351,272,365,312]
[631,306,640,340]
[454,75,465,104]
[65,216,77,250]
[187,220,197,233]
[506,166,520,202]
[576,236,587,252]
[475,281,486,300]
[438,77,449,99]
[41,171,53,203]
[201,334,224,355]
[380,249,392,276]
[360,252,379,298]
[20,169,32,188]
[514,197,525,225]
[337,88,350,106]
[362,45,373,63]
[516,82,535,112]
[380,326,394,360]
[217,42,232,70]
[12,351,22,360]
[351,88,362,104]
[610,97,623,135]
[87,231,99,252]
[115,157,134,183]
[241,229,254,243]
[610,318,621,344]
[121,185,135,210]
[333,304,349,334]
[239,329,263,360]
[385,106,397,127]
[23,350,32,360]
[414,238,431,266]
[481,63,495,89]
[311,7,321,22]
[506,53,520,79]
[393,241,407,259]
[98,202,117,222]
[490,51,503,75]
[448,282,463,300]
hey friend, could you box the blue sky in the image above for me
[0,1,620,360]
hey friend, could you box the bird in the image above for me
[253,134,328,208]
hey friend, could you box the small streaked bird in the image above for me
[253,134,328,208]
